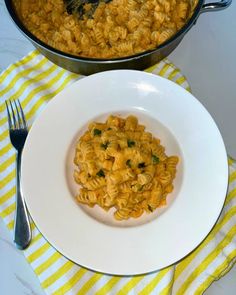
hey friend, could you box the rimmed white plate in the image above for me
[21,70,228,275]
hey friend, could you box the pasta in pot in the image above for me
[73,115,179,221]
[16,0,198,59]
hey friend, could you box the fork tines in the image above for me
[5,99,27,130]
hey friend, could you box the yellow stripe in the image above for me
[186,86,191,92]
[77,273,103,294]
[52,268,87,295]
[21,65,59,107]
[0,186,15,205]
[228,157,235,166]
[1,71,77,129]
[195,249,236,294]
[229,170,236,183]
[0,51,39,84]
[31,232,43,246]
[0,70,75,130]
[0,57,48,97]
[24,73,77,122]
[22,70,67,114]
[0,143,12,156]
[48,72,77,92]
[117,275,145,295]
[21,70,75,125]
[163,59,175,69]
[7,220,14,230]
[0,66,63,128]
[9,61,56,102]
[0,103,4,113]
[27,243,51,263]
[0,155,15,173]
[145,64,159,73]
[175,76,186,85]
[30,222,36,231]
[0,170,15,189]
[0,116,7,127]
[0,202,15,218]
[176,225,236,295]
[175,205,236,280]
[42,260,74,289]
[225,187,236,206]
[0,129,8,141]
[168,69,180,80]
[0,71,74,135]
[35,252,61,276]
[159,277,174,295]
[95,277,121,295]
[139,268,171,295]
[158,64,171,77]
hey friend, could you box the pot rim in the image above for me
[5,0,203,64]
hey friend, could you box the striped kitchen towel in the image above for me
[0,50,236,295]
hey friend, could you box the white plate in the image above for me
[21,70,228,275]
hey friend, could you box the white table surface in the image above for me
[0,0,236,294]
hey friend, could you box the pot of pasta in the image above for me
[6,0,231,74]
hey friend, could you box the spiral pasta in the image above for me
[17,0,197,58]
[73,115,179,220]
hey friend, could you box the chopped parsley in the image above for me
[138,162,145,168]
[138,184,143,191]
[101,141,109,150]
[127,139,135,147]
[93,129,102,136]
[126,159,131,167]
[152,154,159,164]
[96,169,105,177]
[148,205,153,212]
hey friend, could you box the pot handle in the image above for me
[200,0,232,13]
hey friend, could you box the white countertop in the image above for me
[1,0,236,294]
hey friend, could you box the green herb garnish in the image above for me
[127,139,135,147]
[152,155,159,164]
[94,129,102,136]
[107,127,112,130]
[148,205,153,212]
[96,169,105,177]
[138,185,143,191]
[101,141,109,150]
[138,162,145,168]
[126,159,131,167]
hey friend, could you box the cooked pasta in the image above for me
[73,115,179,220]
[16,0,198,58]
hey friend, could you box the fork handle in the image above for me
[14,150,32,250]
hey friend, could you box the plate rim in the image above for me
[21,70,229,275]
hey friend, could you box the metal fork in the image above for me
[5,99,31,250]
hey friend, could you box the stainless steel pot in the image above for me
[5,0,232,75]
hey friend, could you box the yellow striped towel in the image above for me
[0,50,236,295]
